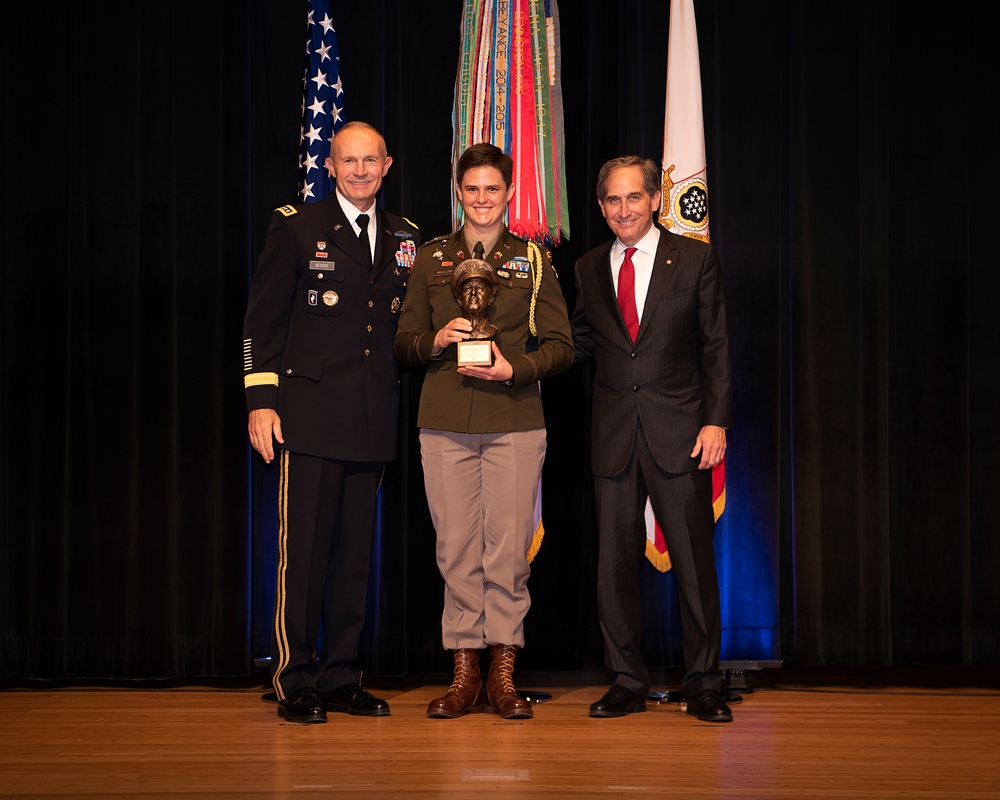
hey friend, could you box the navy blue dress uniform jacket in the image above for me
[571,226,732,477]
[243,194,420,462]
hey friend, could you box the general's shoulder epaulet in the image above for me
[276,205,298,217]
[401,216,419,230]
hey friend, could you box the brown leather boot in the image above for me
[426,649,485,718]
[485,644,533,719]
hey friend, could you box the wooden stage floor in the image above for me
[2,672,999,799]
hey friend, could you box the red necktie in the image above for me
[617,246,640,341]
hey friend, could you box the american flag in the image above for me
[298,0,345,204]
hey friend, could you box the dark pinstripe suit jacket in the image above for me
[571,226,733,477]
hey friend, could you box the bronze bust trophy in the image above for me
[451,258,499,366]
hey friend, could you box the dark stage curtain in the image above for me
[2,0,994,681]
[1,1,254,677]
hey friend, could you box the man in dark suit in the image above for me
[243,121,419,724]
[571,155,733,723]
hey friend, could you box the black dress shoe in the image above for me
[322,683,391,717]
[589,684,647,718]
[685,689,733,723]
[277,687,327,724]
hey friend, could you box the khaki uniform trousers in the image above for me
[419,428,546,649]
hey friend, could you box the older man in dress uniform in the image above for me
[243,121,419,724]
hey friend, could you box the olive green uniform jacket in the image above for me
[394,227,573,433]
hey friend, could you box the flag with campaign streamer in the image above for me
[646,0,726,572]
[452,0,568,563]
[451,0,570,246]
[298,0,346,204]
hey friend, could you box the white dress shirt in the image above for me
[335,189,377,263]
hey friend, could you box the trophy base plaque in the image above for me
[457,338,494,367]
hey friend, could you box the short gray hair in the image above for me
[595,156,660,199]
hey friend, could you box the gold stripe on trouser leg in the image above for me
[272,451,291,701]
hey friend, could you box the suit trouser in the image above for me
[419,428,546,650]
[271,450,383,701]
[593,426,722,697]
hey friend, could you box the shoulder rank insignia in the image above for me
[276,205,297,217]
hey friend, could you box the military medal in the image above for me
[395,239,416,272]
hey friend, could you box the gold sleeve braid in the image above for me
[526,241,543,338]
